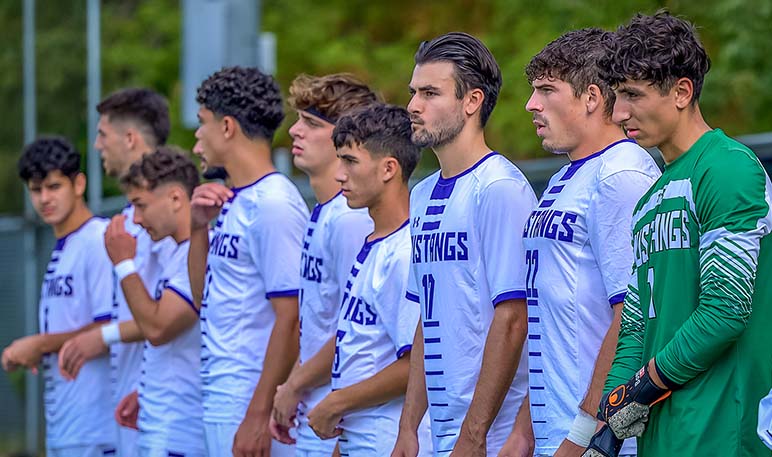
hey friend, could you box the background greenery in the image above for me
[0,0,770,214]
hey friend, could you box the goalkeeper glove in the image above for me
[582,425,622,457]
[598,362,672,439]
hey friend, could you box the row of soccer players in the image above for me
[4,9,772,457]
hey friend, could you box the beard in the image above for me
[411,109,465,149]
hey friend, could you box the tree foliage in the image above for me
[1,0,770,214]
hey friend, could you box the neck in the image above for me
[119,146,154,177]
[659,105,711,164]
[367,184,409,241]
[567,122,627,162]
[53,200,93,239]
[223,138,277,188]
[433,123,492,178]
[308,166,341,204]
[172,207,192,243]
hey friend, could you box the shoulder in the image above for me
[596,140,661,182]
[476,154,534,193]
[410,170,442,198]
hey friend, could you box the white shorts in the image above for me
[47,444,116,457]
[118,425,139,457]
[138,445,206,457]
[295,449,336,457]
[295,418,337,456]
[204,421,295,456]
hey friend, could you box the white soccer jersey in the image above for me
[331,221,431,456]
[40,217,115,449]
[759,387,772,450]
[523,139,660,456]
[406,152,536,455]
[200,172,308,425]
[110,205,175,409]
[136,239,204,455]
[296,191,372,452]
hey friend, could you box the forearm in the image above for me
[513,393,532,435]
[188,226,209,307]
[605,296,645,393]
[580,304,623,414]
[335,355,411,414]
[118,320,145,343]
[41,322,103,353]
[399,322,428,433]
[120,274,166,340]
[462,300,527,435]
[287,336,335,393]
[246,314,299,416]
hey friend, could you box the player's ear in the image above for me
[464,88,485,120]
[382,157,399,183]
[585,84,602,115]
[222,116,238,140]
[73,172,87,197]
[673,77,694,109]
[169,185,184,212]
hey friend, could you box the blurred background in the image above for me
[1,0,771,454]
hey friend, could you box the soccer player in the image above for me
[270,73,376,455]
[760,388,772,450]
[104,148,205,457]
[500,28,661,457]
[57,87,172,457]
[188,66,308,457]
[2,137,116,456]
[393,32,536,456]
[305,103,429,456]
[586,11,772,457]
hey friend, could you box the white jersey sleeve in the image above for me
[328,208,374,297]
[759,387,772,450]
[477,178,533,305]
[588,170,657,305]
[87,220,114,321]
[252,196,305,298]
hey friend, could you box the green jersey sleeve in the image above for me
[655,145,772,385]
[605,272,646,392]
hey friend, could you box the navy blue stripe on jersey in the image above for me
[396,344,412,359]
[355,219,410,264]
[547,185,565,194]
[560,139,636,181]
[430,181,455,200]
[423,320,439,327]
[102,449,116,455]
[306,228,314,237]
[93,313,112,322]
[426,205,446,215]
[265,289,299,299]
[167,285,199,316]
[167,452,186,457]
[492,289,526,306]
[425,354,442,360]
[230,171,280,194]
[538,199,555,208]
[421,221,441,231]
[405,291,419,302]
[310,205,323,223]
[608,291,626,306]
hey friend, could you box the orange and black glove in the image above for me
[582,425,623,457]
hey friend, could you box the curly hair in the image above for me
[121,146,200,198]
[196,66,284,141]
[333,103,420,183]
[414,32,502,127]
[288,73,378,123]
[599,10,711,103]
[97,88,170,147]
[18,136,81,182]
[526,28,616,117]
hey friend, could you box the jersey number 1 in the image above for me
[647,268,657,319]
[421,274,436,320]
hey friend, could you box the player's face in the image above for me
[27,171,84,227]
[193,107,227,168]
[525,77,585,155]
[335,144,383,209]
[127,185,177,241]
[407,61,466,148]
[612,80,679,149]
[288,111,337,176]
[95,115,131,177]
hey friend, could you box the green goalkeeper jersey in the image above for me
[605,129,772,456]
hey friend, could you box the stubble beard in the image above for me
[411,110,466,149]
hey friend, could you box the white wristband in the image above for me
[114,259,137,282]
[566,409,598,447]
[101,322,121,346]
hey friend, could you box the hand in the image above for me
[582,425,622,457]
[390,430,420,457]
[115,390,140,430]
[191,182,233,230]
[104,215,137,264]
[553,439,585,457]
[450,426,486,457]
[269,415,296,445]
[598,361,671,439]
[272,381,301,428]
[307,391,344,440]
[498,429,535,457]
[232,411,272,457]
[1,335,44,374]
[59,327,108,380]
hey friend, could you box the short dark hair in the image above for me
[414,32,502,127]
[333,104,420,183]
[289,73,378,122]
[121,146,200,198]
[599,10,711,103]
[97,88,170,146]
[18,136,81,182]
[196,66,284,141]
[526,28,616,117]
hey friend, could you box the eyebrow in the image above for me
[409,84,442,92]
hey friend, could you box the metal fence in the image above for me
[1,132,771,455]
